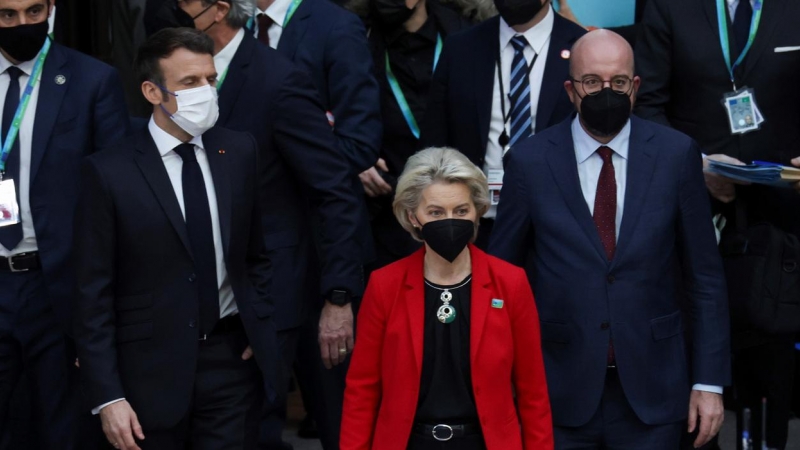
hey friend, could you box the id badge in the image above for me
[488,169,504,206]
[0,179,20,227]
[722,87,764,135]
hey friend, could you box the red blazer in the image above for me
[341,245,553,450]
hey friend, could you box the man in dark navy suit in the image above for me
[490,30,731,449]
[0,0,130,448]
[73,28,279,450]
[420,0,585,248]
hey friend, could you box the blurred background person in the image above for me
[553,0,646,48]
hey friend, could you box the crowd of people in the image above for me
[0,0,798,449]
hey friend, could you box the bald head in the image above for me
[569,30,634,79]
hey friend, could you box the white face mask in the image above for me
[161,84,219,137]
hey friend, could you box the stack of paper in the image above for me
[706,160,800,185]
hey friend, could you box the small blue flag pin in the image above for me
[491,299,504,309]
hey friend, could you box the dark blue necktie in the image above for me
[174,143,219,335]
[508,36,532,148]
[733,0,753,59]
[0,66,23,250]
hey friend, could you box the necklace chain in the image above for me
[424,276,472,292]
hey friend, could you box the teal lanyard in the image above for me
[385,33,443,139]
[216,66,229,92]
[245,0,303,35]
[0,38,51,175]
[716,0,763,88]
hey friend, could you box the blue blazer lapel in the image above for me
[30,42,69,184]
[276,0,313,60]
[535,13,579,133]
[611,117,657,269]
[218,34,254,124]
[545,118,607,262]
[202,129,232,259]
[475,17,500,152]
[740,0,787,81]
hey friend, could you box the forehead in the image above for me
[420,182,472,205]
[572,43,633,77]
[0,0,48,10]
[158,48,215,79]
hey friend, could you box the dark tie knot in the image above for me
[597,146,614,162]
[258,13,273,27]
[174,143,197,162]
[511,35,528,53]
[6,66,22,82]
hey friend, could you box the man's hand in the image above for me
[687,390,724,448]
[703,154,750,203]
[100,400,144,450]
[318,301,354,369]
[359,158,392,198]
[789,157,800,192]
[241,345,253,360]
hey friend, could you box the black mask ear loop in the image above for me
[193,0,221,31]
[495,49,539,148]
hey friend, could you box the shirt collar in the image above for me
[213,28,245,75]
[571,114,631,164]
[0,45,43,77]
[148,116,205,158]
[260,0,293,29]
[499,5,554,55]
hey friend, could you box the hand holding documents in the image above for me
[706,160,800,186]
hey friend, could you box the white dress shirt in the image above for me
[0,52,42,256]
[254,0,293,49]
[727,0,756,19]
[214,28,245,80]
[571,115,722,395]
[93,119,239,414]
[484,6,554,218]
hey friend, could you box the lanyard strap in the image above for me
[385,33,443,139]
[0,38,51,174]
[216,66,229,92]
[246,0,303,34]
[716,0,763,85]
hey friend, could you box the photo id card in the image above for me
[722,87,764,135]
[488,169,504,206]
[0,179,20,227]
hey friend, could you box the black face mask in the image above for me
[494,0,545,27]
[578,87,632,138]
[419,219,474,263]
[144,0,218,36]
[371,0,415,30]
[0,21,49,63]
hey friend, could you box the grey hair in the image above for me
[393,147,490,242]
[202,0,256,29]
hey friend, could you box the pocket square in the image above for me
[774,46,800,53]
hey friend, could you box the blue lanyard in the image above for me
[0,38,51,175]
[246,0,303,33]
[385,34,443,139]
[716,0,763,87]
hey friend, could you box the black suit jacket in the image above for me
[73,127,277,429]
[420,10,586,167]
[218,33,364,330]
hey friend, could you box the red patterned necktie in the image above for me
[257,13,272,46]
[593,145,617,366]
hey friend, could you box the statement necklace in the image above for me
[424,276,472,324]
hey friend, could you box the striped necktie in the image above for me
[508,35,533,147]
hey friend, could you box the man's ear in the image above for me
[214,1,232,23]
[142,81,165,106]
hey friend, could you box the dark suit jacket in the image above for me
[489,116,731,427]
[23,42,129,332]
[73,127,278,429]
[419,11,586,168]
[217,33,365,330]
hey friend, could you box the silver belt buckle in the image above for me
[8,253,30,273]
[432,424,454,442]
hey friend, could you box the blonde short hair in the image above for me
[393,147,490,242]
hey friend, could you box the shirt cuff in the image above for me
[92,398,125,415]
[692,384,723,394]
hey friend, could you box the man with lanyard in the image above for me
[636,0,800,448]
[173,1,368,449]
[0,0,130,448]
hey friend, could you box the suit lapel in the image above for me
[701,0,720,35]
[30,42,69,184]
[535,13,576,133]
[469,246,492,365]
[740,0,787,81]
[475,18,500,152]
[218,35,253,124]
[133,131,194,259]
[545,119,607,262]
[202,129,232,259]
[404,249,426,378]
[611,118,657,269]
[276,0,312,60]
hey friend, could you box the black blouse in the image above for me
[415,276,479,423]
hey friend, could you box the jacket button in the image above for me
[188,273,197,282]
[189,320,196,328]
[607,275,615,283]
[600,321,610,330]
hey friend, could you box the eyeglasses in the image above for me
[570,75,633,96]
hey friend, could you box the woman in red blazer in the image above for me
[341,147,552,450]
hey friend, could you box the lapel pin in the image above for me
[55,75,66,85]
[560,49,571,60]
[218,149,226,154]
[491,299,504,309]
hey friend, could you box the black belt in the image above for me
[199,314,243,341]
[0,252,40,272]
[413,423,481,442]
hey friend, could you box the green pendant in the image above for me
[437,304,456,324]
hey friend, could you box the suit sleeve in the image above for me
[324,14,382,173]
[91,66,131,152]
[72,158,125,410]
[272,68,364,296]
[488,149,533,266]
[340,275,386,450]
[677,142,731,387]
[245,133,272,309]
[633,0,674,127]
[510,270,554,450]
[419,40,452,149]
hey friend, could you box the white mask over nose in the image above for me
[160,84,219,137]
